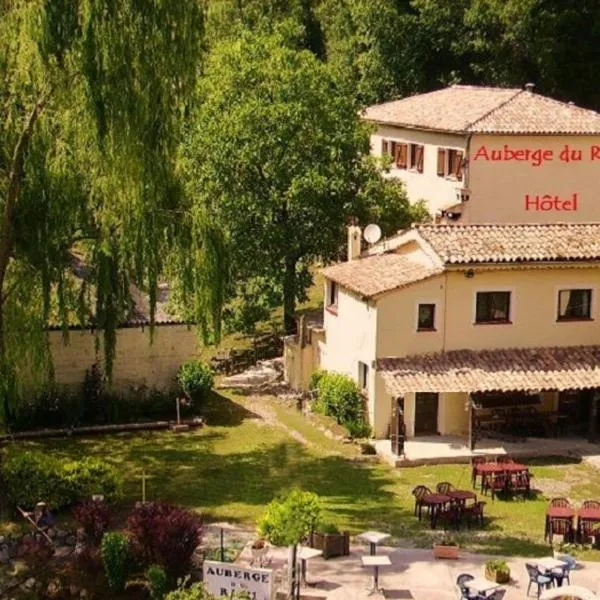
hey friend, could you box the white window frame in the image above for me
[472,288,515,325]
[408,143,424,173]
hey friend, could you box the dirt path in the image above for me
[243,395,315,448]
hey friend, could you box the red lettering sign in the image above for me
[524,193,578,211]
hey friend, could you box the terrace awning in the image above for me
[377,345,600,395]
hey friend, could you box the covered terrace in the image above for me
[376,345,600,465]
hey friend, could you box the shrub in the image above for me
[318,522,340,535]
[147,564,169,600]
[67,546,105,593]
[126,502,202,580]
[11,386,79,431]
[177,360,214,403]
[101,532,131,592]
[258,489,321,546]
[313,371,371,436]
[308,369,326,391]
[2,450,122,510]
[346,419,372,439]
[165,585,251,600]
[73,499,113,545]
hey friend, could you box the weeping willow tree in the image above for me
[0,0,212,423]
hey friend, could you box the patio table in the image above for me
[463,576,502,597]
[357,531,391,555]
[476,463,529,493]
[446,490,477,505]
[420,493,451,529]
[297,546,323,587]
[361,555,391,595]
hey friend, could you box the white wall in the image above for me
[370,124,468,215]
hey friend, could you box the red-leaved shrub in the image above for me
[73,499,113,545]
[125,502,202,579]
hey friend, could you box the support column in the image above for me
[589,390,600,443]
[468,395,475,451]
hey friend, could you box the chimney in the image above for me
[525,82,535,92]
[347,224,362,261]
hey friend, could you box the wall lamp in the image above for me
[464,269,475,279]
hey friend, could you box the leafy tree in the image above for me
[258,489,321,599]
[0,1,204,420]
[182,25,421,334]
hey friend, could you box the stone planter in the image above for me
[309,531,350,559]
[250,544,269,566]
[432,543,459,559]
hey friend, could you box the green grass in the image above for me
[4,390,600,561]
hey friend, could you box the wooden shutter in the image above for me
[437,148,446,176]
[395,143,408,169]
[381,139,389,156]
[454,150,464,181]
[416,145,424,173]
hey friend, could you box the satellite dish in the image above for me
[363,223,382,245]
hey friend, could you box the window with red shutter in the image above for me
[396,143,408,169]
[437,148,446,177]
[382,139,389,156]
[416,145,424,173]
[454,150,464,181]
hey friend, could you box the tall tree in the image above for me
[181,24,423,335]
[0,0,204,420]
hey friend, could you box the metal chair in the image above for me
[525,562,553,599]
[582,500,600,509]
[550,562,571,587]
[436,482,454,494]
[456,573,476,599]
[412,485,432,519]
[497,455,514,464]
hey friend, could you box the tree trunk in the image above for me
[283,255,297,335]
[287,543,298,600]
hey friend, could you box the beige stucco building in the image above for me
[285,223,600,452]
[363,84,600,223]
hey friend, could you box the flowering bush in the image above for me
[73,499,113,545]
[126,502,202,580]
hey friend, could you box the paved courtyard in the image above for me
[241,543,600,599]
[376,436,600,467]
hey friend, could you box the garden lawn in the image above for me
[4,390,600,560]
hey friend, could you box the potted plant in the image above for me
[250,538,269,565]
[309,522,350,559]
[485,559,511,583]
[432,535,459,559]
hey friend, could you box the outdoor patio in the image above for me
[239,543,600,600]
[375,435,600,467]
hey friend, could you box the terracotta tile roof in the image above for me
[416,223,600,264]
[362,85,600,134]
[378,345,600,394]
[321,253,442,298]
